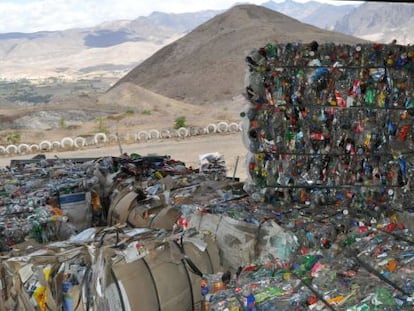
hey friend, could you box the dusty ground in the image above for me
[0,132,249,181]
[0,81,248,146]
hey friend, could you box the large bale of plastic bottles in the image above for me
[242,42,414,215]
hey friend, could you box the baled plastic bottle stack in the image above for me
[0,154,205,251]
[242,42,414,216]
[199,42,414,311]
[0,159,93,250]
[1,225,222,311]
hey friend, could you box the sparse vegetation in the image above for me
[141,110,151,115]
[174,116,187,129]
[6,131,21,144]
[95,117,109,134]
[0,78,109,106]
[6,92,52,104]
[125,109,135,115]
[107,114,124,121]
[59,116,67,128]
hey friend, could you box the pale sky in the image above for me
[0,0,363,33]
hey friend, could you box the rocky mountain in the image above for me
[139,10,223,33]
[110,4,366,107]
[0,10,219,81]
[1,0,412,85]
[262,0,357,30]
[0,0,362,83]
[334,2,414,45]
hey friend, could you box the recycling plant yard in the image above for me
[1,41,414,311]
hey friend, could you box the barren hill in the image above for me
[0,4,368,145]
[111,4,367,106]
[97,83,243,130]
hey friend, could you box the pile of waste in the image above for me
[0,226,221,311]
[200,41,414,310]
[199,202,414,310]
[2,41,414,311]
[0,152,240,311]
[242,42,414,210]
[0,154,197,251]
[1,150,414,310]
[0,157,96,251]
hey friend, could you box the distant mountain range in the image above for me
[1,2,411,134]
[0,10,219,81]
[334,2,414,45]
[0,0,412,83]
[262,0,356,30]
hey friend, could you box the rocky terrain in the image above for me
[0,4,366,144]
[112,4,366,106]
[1,2,413,147]
[334,2,414,45]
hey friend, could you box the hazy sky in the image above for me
[0,0,363,33]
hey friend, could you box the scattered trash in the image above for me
[199,152,227,179]
[0,226,221,311]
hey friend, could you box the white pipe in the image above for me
[136,131,149,141]
[39,140,52,151]
[0,119,241,156]
[30,144,40,152]
[52,141,61,149]
[61,137,74,148]
[176,127,189,138]
[229,122,241,132]
[134,133,140,142]
[6,144,18,154]
[160,129,171,139]
[148,129,161,139]
[189,127,202,136]
[109,134,118,143]
[18,143,30,154]
[205,123,217,134]
[216,121,229,133]
[94,133,108,144]
[74,137,86,148]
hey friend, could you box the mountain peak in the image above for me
[112,4,365,105]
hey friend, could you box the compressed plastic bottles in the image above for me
[242,42,414,214]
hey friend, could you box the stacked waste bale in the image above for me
[243,42,414,214]
[0,159,97,250]
[0,226,222,311]
[202,215,414,310]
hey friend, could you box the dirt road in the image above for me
[0,133,249,180]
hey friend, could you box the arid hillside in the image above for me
[112,4,367,106]
[0,4,367,145]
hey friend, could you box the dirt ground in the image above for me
[0,132,249,181]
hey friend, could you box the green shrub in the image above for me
[174,116,187,129]
[6,131,21,144]
[59,116,66,128]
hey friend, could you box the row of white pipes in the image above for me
[0,121,242,155]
